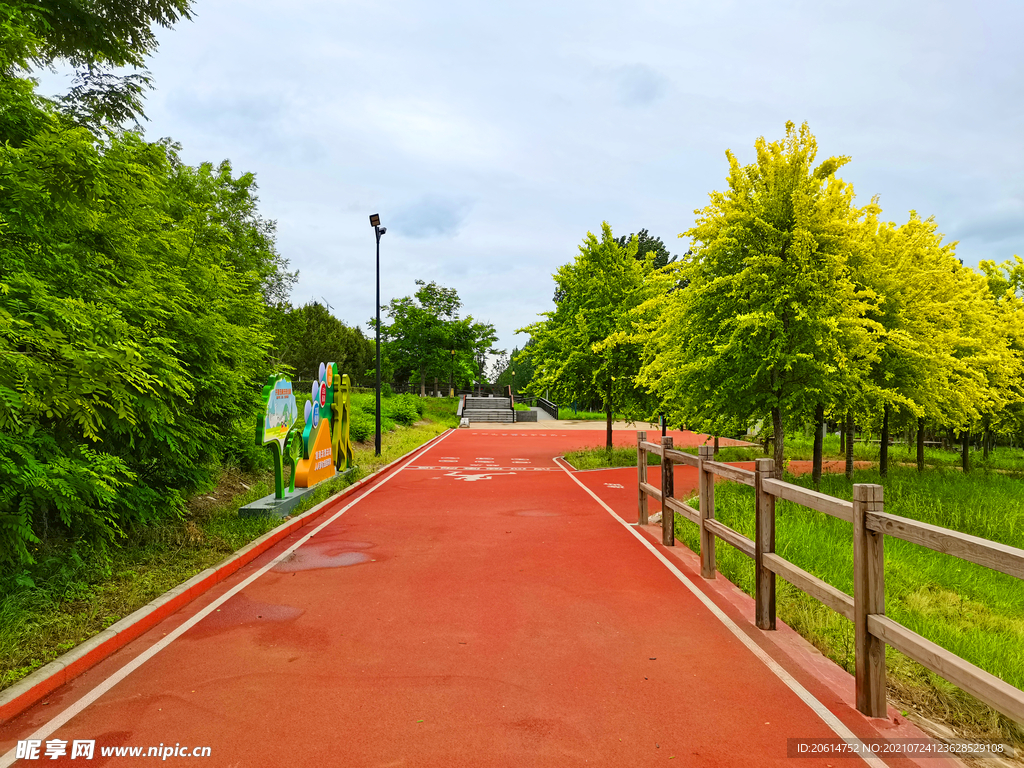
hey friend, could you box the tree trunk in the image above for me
[983,419,991,460]
[845,410,854,481]
[772,406,784,470]
[420,370,426,397]
[962,429,970,473]
[879,404,890,477]
[917,417,925,472]
[605,379,613,449]
[433,377,438,397]
[839,421,846,456]
[812,403,824,487]
[714,436,719,455]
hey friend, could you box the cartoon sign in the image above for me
[292,361,353,489]
[256,363,354,500]
[261,378,298,445]
[256,375,302,500]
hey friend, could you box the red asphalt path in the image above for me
[1,430,942,767]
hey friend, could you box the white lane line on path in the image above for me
[0,430,457,768]
[552,455,889,768]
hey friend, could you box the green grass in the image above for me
[784,433,1024,473]
[0,399,459,693]
[564,446,656,469]
[419,396,461,429]
[564,444,763,470]
[557,407,609,420]
[671,465,1024,747]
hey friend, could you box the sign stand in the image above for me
[241,364,355,518]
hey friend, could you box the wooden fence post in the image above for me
[755,458,777,630]
[698,445,715,578]
[637,431,648,525]
[853,483,887,718]
[661,436,674,546]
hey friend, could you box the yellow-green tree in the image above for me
[639,122,871,469]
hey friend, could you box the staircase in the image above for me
[462,396,514,423]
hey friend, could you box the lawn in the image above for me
[557,407,610,420]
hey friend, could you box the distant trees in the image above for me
[494,342,537,394]
[519,223,658,447]
[268,303,373,384]
[374,280,498,395]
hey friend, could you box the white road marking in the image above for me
[432,471,518,482]
[553,455,889,768]
[408,466,559,472]
[0,430,457,768]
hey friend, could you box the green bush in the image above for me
[0,124,291,567]
[384,394,421,425]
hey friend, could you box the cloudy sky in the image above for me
[42,0,1024,357]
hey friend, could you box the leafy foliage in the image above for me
[268,302,372,385]
[519,222,657,446]
[615,228,677,269]
[374,280,498,393]
[0,87,293,566]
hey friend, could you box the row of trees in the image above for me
[519,123,1024,470]
[374,280,499,395]
[267,302,374,385]
[0,0,306,566]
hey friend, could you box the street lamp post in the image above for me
[369,214,386,457]
[448,349,456,398]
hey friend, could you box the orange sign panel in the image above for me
[294,420,336,488]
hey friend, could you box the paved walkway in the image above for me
[0,430,946,767]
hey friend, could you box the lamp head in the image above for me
[369,214,380,227]
[379,226,386,235]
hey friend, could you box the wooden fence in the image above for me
[636,431,1024,725]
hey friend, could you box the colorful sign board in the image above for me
[262,378,298,445]
[257,363,353,500]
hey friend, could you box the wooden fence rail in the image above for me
[635,431,1024,725]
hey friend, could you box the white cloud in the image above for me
[33,0,1024,356]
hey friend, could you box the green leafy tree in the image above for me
[615,228,676,269]
[373,280,497,395]
[0,121,292,565]
[639,122,869,468]
[268,302,373,384]
[520,222,656,447]
[1,0,193,134]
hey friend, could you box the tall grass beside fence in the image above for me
[672,466,1024,746]
[785,433,1024,472]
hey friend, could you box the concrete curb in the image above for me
[0,429,451,725]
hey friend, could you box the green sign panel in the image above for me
[262,377,298,446]
[256,364,354,501]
